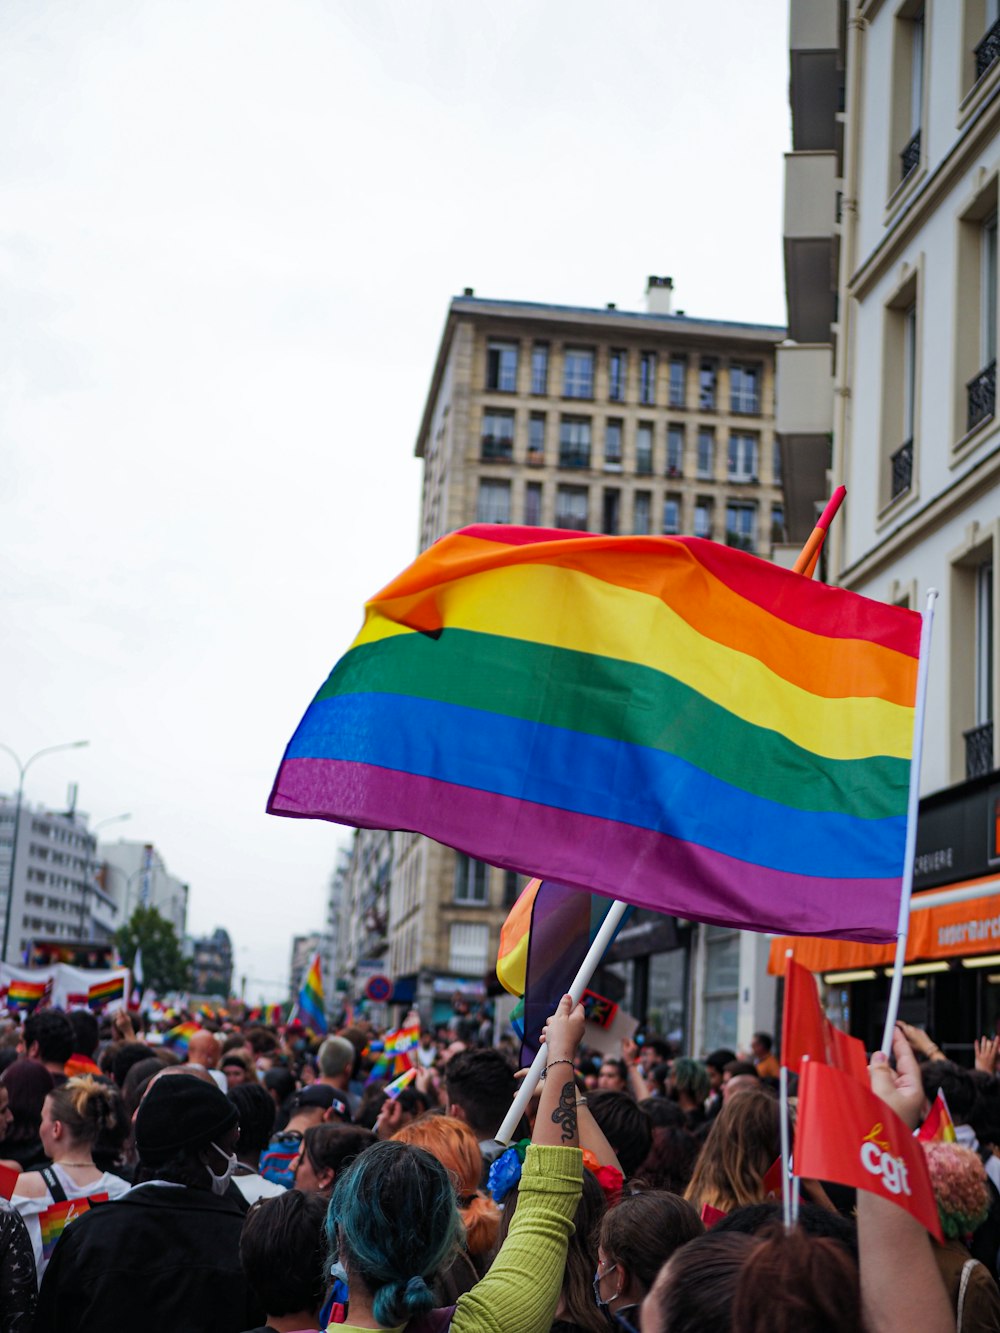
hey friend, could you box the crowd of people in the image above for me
[0,998,994,1330]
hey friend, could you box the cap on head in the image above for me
[292,1084,351,1121]
[135,1072,238,1166]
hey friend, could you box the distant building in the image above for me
[98,840,189,939]
[289,931,324,1007]
[190,927,233,998]
[0,798,118,965]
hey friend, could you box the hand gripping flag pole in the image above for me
[495,900,629,1145]
[881,587,937,1054]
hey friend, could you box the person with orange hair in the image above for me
[392,1114,501,1277]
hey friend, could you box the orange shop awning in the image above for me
[768,873,1000,976]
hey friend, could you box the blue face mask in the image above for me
[593,1262,617,1311]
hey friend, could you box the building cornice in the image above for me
[836,438,1000,587]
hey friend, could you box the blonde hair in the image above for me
[393,1114,500,1257]
[48,1075,121,1147]
[684,1087,780,1213]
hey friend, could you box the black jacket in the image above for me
[33,1182,265,1333]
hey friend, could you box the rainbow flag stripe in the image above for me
[87,976,125,1008]
[269,526,922,942]
[39,1193,108,1260]
[7,979,49,1009]
[298,953,327,1035]
[162,1022,199,1054]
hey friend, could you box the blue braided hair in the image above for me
[326,1139,465,1326]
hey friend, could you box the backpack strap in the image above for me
[957,1258,977,1332]
[39,1166,67,1204]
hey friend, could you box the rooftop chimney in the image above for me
[645,275,674,315]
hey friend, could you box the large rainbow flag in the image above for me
[298,953,327,1034]
[268,526,921,942]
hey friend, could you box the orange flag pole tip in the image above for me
[792,486,847,577]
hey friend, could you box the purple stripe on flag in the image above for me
[269,759,900,942]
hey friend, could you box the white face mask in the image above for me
[205,1141,238,1195]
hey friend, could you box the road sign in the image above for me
[365,974,393,1003]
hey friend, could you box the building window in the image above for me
[974,0,1000,84]
[772,440,783,485]
[636,423,654,476]
[669,356,687,408]
[697,428,715,480]
[555,485,589,531]
[725,501,757,553]
[703,926,740,1052]
[881,270,919,505]
[486,341,518,392]
[953,533,997,782]
[663,496,681,535]
[694,498,712,539]
[771,504,786,544]
[449,921,490,975]
[602,488,621,535]
[666,425,684,478]
[893,4,924,185]
[476,479,511,524]
[957,184,998,442]
[699,360,717,410]
[970,214,998,432]
[528,413,546,463]
[976,559,995,730]
[481,409,514,461]
[639,352,657,405]
[727,432,759,482]
[633,491,651,535]
[563,348,595,399]
[559,417,592,469]
[609,350,627,402]
[730,364,761,414]
[503,870,521,909]
[524,482,542,526]
[454,854,489,904]
[531,343,549,395]
[605,419,623,470]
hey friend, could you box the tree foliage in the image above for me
[115,905,190,994]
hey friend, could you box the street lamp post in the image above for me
[0,740,90,965]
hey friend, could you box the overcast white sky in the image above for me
[0,1,790,1003]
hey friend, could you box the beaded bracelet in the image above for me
[545,1058,576,1074]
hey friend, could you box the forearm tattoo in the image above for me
[551,1080,578,1143]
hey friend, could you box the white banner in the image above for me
[0,963,130,1011]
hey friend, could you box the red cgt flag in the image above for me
[782,958,869,1082]
[794,1058,942,1240]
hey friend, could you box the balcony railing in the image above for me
[730,393,761,415]
[900,129,921,181]
[558,448,591,469]
[965,721,995,779]
[481,437,513,461]
[636,454,653,476]
[890,438,913,499]
[967,360,996,432]
[976,17,1000,83]
[555,515,589,531]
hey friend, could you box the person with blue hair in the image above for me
[325,994,586,1332]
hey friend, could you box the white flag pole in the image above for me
[880,588,937,1055]
[779,1064,792,1228]
[496,898,630,1144]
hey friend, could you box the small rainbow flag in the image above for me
[266,1003,284,1026]
[7,978,50,1010]
[916,1089,957,1144]
[297,953,327,1035]
[366,1023,419,1084]
[384,1067,417,1100]
[39,1192,108,1261]
[87,975,125,1009]
[162,1022,200,1054]
[268,526,922,943]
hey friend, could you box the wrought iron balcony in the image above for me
[900,129,921,181]
[890,438,913,499]
[480,437,513,461]
[967,360,996,433]
[976,17,1000,82]
[965,721,995,779]
[558,448,591,470]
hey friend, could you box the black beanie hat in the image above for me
[135,1073,238,1167]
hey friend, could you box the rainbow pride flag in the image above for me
[87,975,125,1009]
[497,879,630,1064]
[39,1192,108,1261]
[298,953,327,1035]
[7,978,50,1011]
[269,526,921,942]
[162,1022,199,1054]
